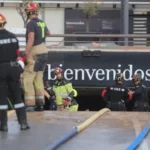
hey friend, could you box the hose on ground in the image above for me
[125,121,150,150]
[45,108,110,150]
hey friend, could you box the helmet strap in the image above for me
[0,22,5,28]
[26,10,38,16]
[26,13,30,20]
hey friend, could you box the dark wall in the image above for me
[44,51,150,88]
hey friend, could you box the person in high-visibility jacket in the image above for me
[48,67,79,111]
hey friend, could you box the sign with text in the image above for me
[43,51,150,88]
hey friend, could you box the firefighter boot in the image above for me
[25,106,35,112]
[35,99,44,111]
[16,107,30,130]
[16,110,21,124]
[0,110,8,132]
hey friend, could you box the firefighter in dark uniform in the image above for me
[101,73,132,111]
[0,14,30,131]
[129,73,150,111]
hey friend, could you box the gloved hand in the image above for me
[52,96,56,100]
[63,97,72,105]
[22,53,27,62]
[66,96,72,101]
[17,57,25,71]
[45,81,52,91]
[63,100,69,105]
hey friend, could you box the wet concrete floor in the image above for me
[0,111,150,150]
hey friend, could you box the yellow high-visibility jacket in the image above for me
[50,79,78,111]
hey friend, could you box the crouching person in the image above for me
[47,67,79,111]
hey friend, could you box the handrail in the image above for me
[15,34,150,38]
[4,0,150,5]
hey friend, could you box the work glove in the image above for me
[17,57,25,72]
[63,97,72,105]
[45,81,52,91]
[22,53,27,62]
[63,100,69,105]
[66,96,72,101]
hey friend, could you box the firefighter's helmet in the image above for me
[53,67,63,75]
[24,2,39,15]
[115,73,124,82]
[0,14,7,24]
[132,73,142,82]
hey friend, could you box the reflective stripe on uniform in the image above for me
[25,96,35,100]
[0,105,8,110]
[14,103,25,109]
[36,96,44,99]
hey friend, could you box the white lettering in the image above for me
[74,69,85,80]
[117,64,121,74]
[95,69,105,81]
[66,21,84,25]
[0,38,12,44]
[64,69,73,80]
[11,38,17,43]
[7,38,11,43]
[47,64,56,80]
[145,69,150,81]
[123,64,133,80]
[46,63,150,83]
[85,69,96,80]
[106,69,116,80]
[3,39,7,44]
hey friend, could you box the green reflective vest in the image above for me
[52,80,76,105]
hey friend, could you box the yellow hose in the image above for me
[77,108,110,132]
[8,110,15,117]
[45,108,110,150]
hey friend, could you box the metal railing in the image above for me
[15,34,150,51]
[16,34,150,38]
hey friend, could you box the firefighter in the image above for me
[129,73,150,112]
[22,2,50,111]
[47,67,79,111]
[101,73,132,111]
[0,14,30,131]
